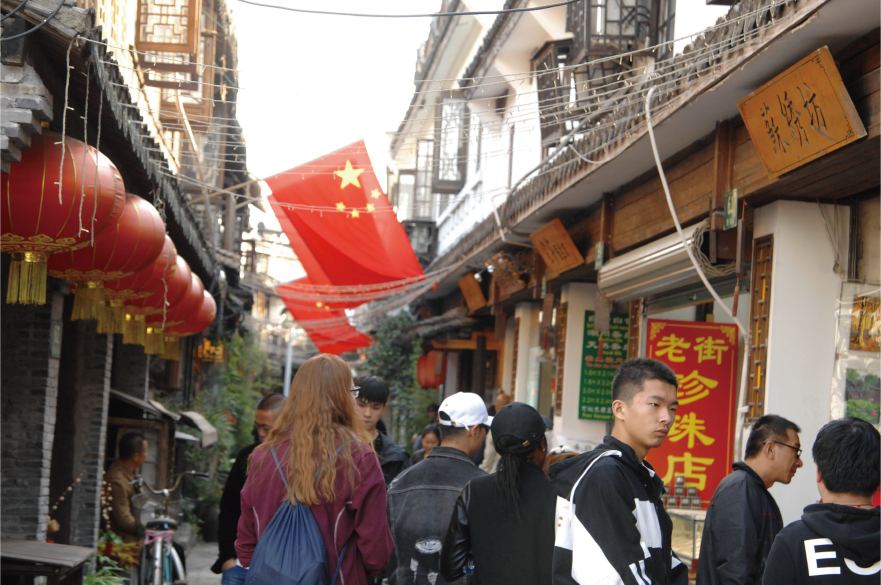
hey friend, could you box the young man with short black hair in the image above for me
[762,417,880,584]
[354,375,410,487]
[212,393,286,581]
[697,414,804,585]
[551,358,688,584]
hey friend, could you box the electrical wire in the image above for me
[644,85,751,464]
[0,0,66,42]
[1,0,30,22]
[234,0,582,18]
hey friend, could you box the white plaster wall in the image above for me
[513,302,541,403]
[444,351,460,398]
[754,201,850,526]
[554,282,607,451]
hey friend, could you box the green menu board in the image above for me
[579,310,630,420]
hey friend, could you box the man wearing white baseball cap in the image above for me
[386,392,490,585]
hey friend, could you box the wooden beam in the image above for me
[712,120,732,231]
[432,331,503,352]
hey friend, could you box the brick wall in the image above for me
[0,293,63,541]
[112,338,148,398]
[68,321,113,547]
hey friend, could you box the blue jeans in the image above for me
[221,565,248,585]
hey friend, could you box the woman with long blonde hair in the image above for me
[236,354,394,585]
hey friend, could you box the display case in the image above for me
[668,509,706,569]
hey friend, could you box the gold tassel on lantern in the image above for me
[72,281,105,321]
[123,314,146,345]
[144,327,165,355]
[97,299,126,334]
[6,252,48,305]
[161,337,181,361]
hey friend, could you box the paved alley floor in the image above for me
[186,541,219,585]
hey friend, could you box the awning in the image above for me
[401,307,477,343]
[174,431,201,442]
[109,390,218,448]
[180,411,219,447]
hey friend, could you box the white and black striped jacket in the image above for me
[549,436,687,585]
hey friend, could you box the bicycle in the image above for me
[130,471,209,585]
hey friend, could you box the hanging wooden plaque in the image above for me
[458,274,487,314]
[529,218,586,276]
[737,47,866,179]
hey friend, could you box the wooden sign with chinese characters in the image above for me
[579,310,629,420]
[645,320,739,507]
[196,338,225,363]
[529,219,586,276]
[488,253,527,298]
[737,47,867,178]
[458,274,486,314]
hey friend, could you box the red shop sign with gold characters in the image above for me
[645,319,738,508]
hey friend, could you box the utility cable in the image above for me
[0,0,65,42]
[234,0,581,18]
[644,85,751,463]
[1,0,30,22]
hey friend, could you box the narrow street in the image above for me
[185,542,220,585]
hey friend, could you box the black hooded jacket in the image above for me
[761,503,880,584]
[549,436,688,585]
[696,462,783,585]
[375,431,410,487]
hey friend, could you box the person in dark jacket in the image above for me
[551,358,688,585]
[386,392,490,585]
[410,424,442,465]
[697,414,803,585]
[441,402,556,585]
[354,375,410,486]
[762,417,880,584]
[211,393,285,583]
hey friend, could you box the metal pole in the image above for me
[283,327,294,396]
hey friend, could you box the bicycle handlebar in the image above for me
[129,470,209,494]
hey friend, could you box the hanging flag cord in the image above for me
[644,86,752,462]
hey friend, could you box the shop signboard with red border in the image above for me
[645,319,738,507]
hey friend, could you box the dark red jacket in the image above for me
[235,440,393,585]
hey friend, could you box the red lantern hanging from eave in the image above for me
[1,131,126,305]
[98,235,176,335]
[417,351,447,389]
[47,194,166,321]
[125,255,193,348]
[144,272,204,355]
[162,290,217,360]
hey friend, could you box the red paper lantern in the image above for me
[98,235,176,335]
[2,131,126,304]
[417,351,447,389]
[47,195,166,320]
[124,256,192,349]
[167,290,217,337]
[145,273,204,355]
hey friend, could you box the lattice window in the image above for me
[136,0,202,54]
[533,40,573,148]
[432,99,469,194]
[746,236,773,424]
[413,139,434,220]
[554,302,569,414]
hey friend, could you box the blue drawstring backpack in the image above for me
[244,444,351,585]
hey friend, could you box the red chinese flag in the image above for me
[264,140,424,287]
[277,278,373,355]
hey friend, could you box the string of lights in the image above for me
[234,0,582,19]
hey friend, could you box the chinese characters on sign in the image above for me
[529,218,586,277]
[579,310,629,421]
[737,47,866,179]
[646,319,738,506]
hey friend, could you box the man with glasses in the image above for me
[386,392,490,584]
[353,376,410,487]
[212,393,285,584]
[697,414,804,585]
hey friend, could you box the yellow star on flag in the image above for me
[316,302,323,308]
[336,202,345,211]
[351,209,361,218]
[366,203,375,213]
[370,189,381,199]
[334,161,364,189]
